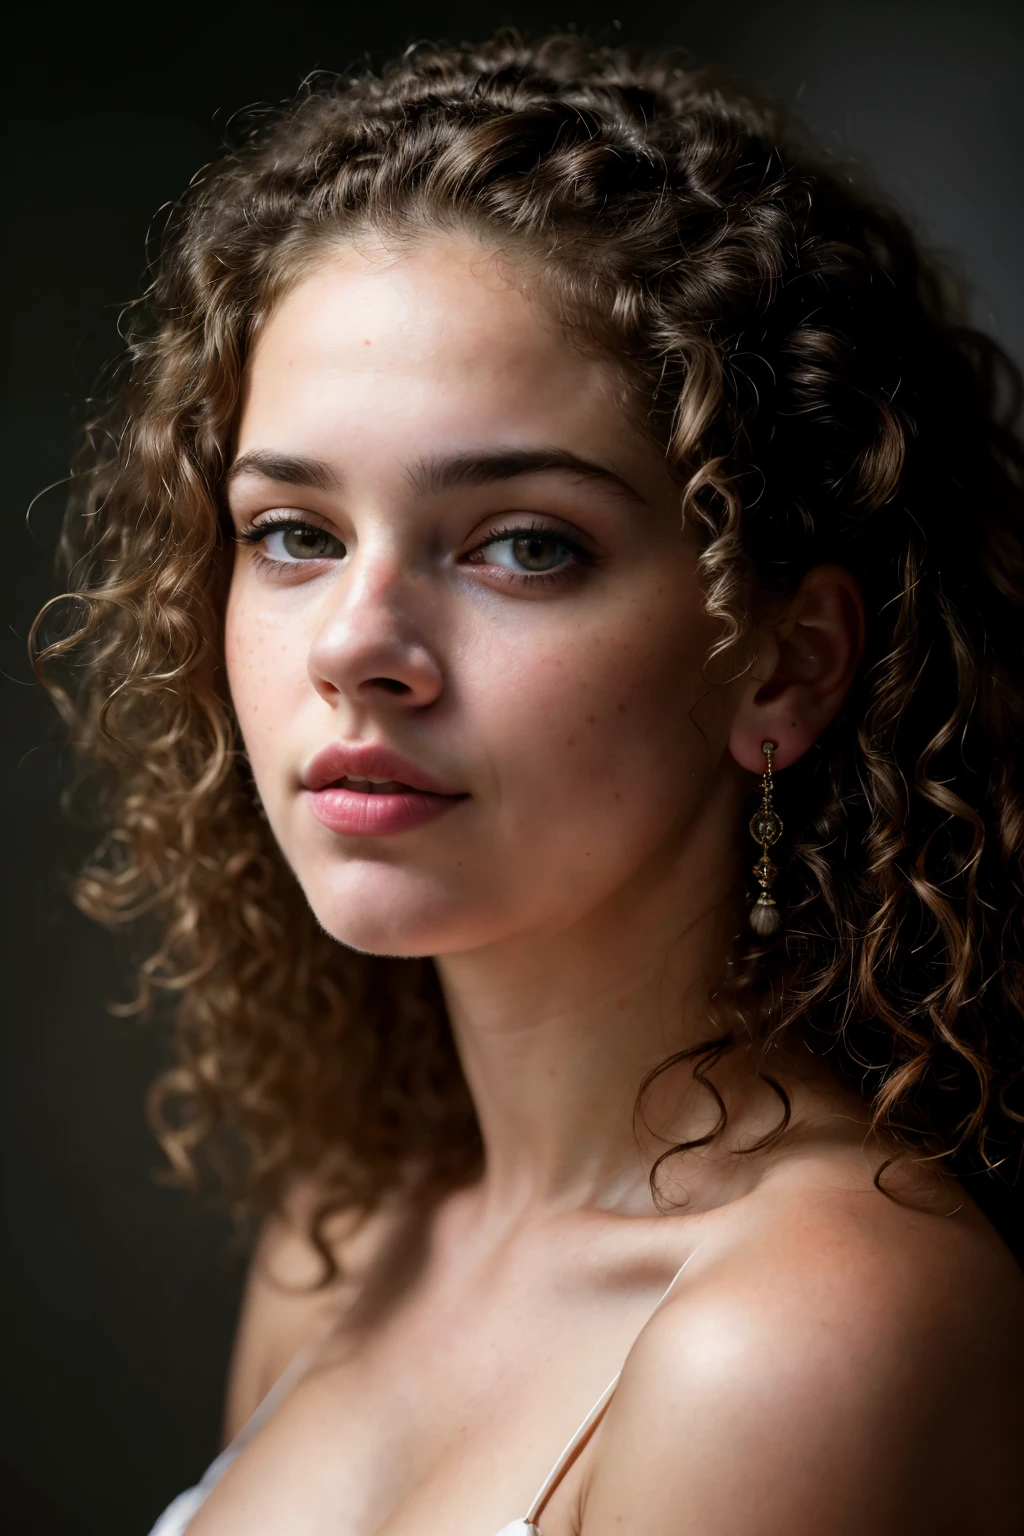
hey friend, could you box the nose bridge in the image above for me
[333,526,405,628]
[307,526,443,707]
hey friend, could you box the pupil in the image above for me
[514,534,559,571]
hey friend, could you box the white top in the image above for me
[147,1248,699,1535]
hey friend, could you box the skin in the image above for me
[191,235,1024,1536]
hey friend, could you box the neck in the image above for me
[434,811,752,1228]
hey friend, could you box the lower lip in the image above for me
[306,785,467,837]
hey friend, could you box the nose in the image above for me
[306,546,444,713]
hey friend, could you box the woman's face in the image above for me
[225,237,742,957]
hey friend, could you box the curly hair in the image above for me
[32,28,1024,1268]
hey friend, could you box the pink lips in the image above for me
[301,742,468,837]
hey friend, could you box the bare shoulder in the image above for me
[221,1177,399,1443]
[583,1164,1024,1536]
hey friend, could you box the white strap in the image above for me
[523,1372,619,1523]
[524,1244,701,1523]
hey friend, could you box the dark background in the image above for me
[3,1,1022,1531]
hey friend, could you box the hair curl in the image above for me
[32,29,1024,1267]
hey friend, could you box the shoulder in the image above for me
[583,1176,1024,1535]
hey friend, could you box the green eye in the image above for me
[486,532,573,573]
[281,527,343,559]
[259,524,346,561]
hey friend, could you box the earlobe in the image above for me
[728,564,865,774]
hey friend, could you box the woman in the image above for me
[33,28,1024,1535]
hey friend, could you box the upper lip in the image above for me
[301,742,466,797]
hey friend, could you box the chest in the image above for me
[184,1283,638,1536]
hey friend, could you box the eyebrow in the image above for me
[407,448,646,506]
[226,446,646,507]
[226,450,340,492]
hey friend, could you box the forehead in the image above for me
[238,236,634,460]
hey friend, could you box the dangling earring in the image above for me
[749,740,783,935]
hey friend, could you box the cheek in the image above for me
[224,580,307,769]
[473,587,724,843]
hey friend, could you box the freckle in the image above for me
[614,792,621,802]
[617,703,628,714]
[586,715,595,725]
[363,338,372,346]
[566,736,576,746]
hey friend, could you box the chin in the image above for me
[299,862,489,959]
[316,912,440,959]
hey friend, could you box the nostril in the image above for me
[368,677,412,695]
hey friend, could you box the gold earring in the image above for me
[749,740,783,935]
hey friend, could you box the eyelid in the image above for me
[236,506,335,532]
[465,510,595,553]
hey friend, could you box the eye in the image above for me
[240,519,346,564]
[265,524,345,561]
[477,529,577,575]
[503,532,568,573]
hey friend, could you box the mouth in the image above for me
[306,777,467,837]
[302,741,464,798]
[301,744,469,837]
[329,775,423,794]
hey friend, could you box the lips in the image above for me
[301,742,468,837]
[302,742,460,796]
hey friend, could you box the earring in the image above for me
[749,740,783,936]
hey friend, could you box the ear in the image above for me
[729,564,865,773]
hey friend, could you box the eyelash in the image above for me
[237,514,594,588]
